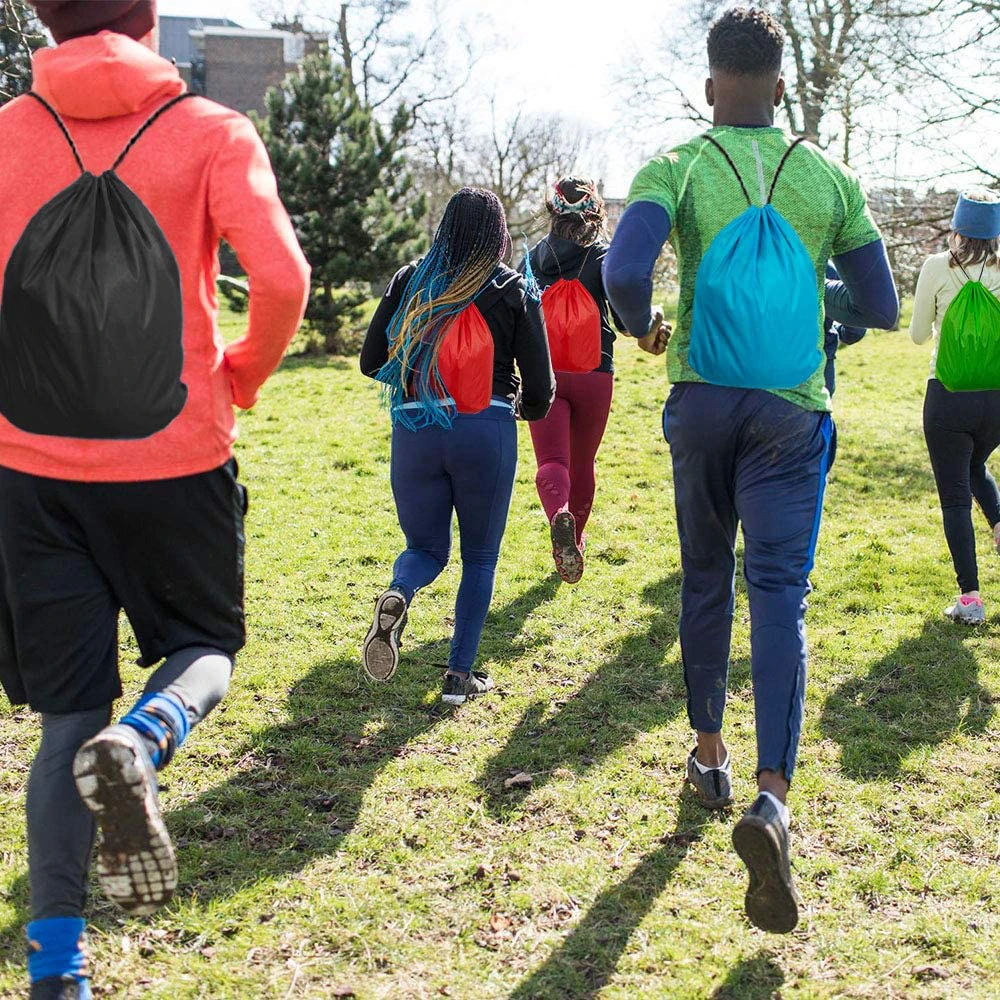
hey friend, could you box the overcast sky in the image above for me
[158,0,996,199]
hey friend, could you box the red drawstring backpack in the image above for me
[540,244,601,374]
[437,303,494,413]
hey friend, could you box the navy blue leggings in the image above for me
[664,383,831,782]
[389,404,517,673]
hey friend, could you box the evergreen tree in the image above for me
[0,0,45,106]
[255,47,427,353]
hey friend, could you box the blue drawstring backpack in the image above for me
[688,135,821,390]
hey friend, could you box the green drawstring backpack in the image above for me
[935,254,1000,391]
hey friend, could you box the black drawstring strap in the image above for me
[26,91,85,174]
[28,90,196,175]
[702,134,752,207]
[111,92,197,171]
[949,251,990,284]
[767,136,805,203]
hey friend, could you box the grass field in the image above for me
[0,311,998,998]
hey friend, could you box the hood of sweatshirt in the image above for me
[31,31,184,120]
[533,235,595,278]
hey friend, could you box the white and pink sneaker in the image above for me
[944,595,986,624]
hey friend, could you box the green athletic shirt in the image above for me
[627,126,882,411]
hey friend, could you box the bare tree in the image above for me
[621,0,921,158]
[0,0,45,105]
[470,105,590,237]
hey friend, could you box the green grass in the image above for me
[1,315,998,998]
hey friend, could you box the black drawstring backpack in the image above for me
[0,92,194,440]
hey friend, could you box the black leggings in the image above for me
[923,379,1000,593]
[28,647,232,920]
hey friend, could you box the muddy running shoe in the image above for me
[362,588,408,681]
[72,725,177,916]
[686,748,733,809]
[441,670,495,706]
[731,793,800,934]
[551,511,583,584]
[944,595,985,624]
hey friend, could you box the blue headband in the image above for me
[952,195,1000,240]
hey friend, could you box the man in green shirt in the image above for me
[605,6,898,933]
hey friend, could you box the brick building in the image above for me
[158,15,319,117]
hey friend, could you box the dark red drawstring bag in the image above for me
[438,303,494,413]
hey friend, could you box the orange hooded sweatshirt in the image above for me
[0,32,310,481]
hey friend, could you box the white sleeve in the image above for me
[909,257,937,345]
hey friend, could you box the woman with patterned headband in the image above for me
[360,188,555,704]
[521,178,669,583]
[910,188,1000,624]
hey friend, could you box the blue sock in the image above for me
[119,691,190,769]
[26,918,89,992]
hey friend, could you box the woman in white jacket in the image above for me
[910,189,1000,623]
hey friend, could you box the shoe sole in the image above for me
[551,512,583,584]
[362,590,406,682]
[731,814,799,934]
[945,610,985,625]
[72,731,177,916]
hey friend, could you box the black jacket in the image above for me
[522,236,625,374]
[360,261,555,421]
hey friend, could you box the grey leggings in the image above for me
[27,647,232,919]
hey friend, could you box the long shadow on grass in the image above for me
[510,789,707,999]
[0,579,562,955]
[819,617,996,779]
[163,577,562,905]
[479,572,685,818]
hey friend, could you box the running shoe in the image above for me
[362,588,408,681]
[685,747,733,809]
[551,511,583,584]
[72,725,177,916]
[441,670,495,706]
[944,595,985,624]
[731,793,800,934]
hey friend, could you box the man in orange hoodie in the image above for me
[0,3,310,996]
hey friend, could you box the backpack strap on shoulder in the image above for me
[111,92,197,172]
[766,136,806,203]
[950,250,974,282]
[702,134,752,207]
[26,91,85,174]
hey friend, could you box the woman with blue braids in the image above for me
[360,188,555,704]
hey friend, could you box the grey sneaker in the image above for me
[686,748,733,808]
[944,595,985,624]
[362,589,408,681]
[731,793,800,934]
[441,670,494,706]
[72,725,177,915]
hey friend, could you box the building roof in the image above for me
[158,15,241,67]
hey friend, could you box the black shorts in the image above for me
[0,460,247,713]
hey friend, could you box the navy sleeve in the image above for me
[603,201,672,337]
[827,240,899,330]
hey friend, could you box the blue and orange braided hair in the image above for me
[377,188,513,429]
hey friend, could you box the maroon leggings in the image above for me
[529,370,614,541]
